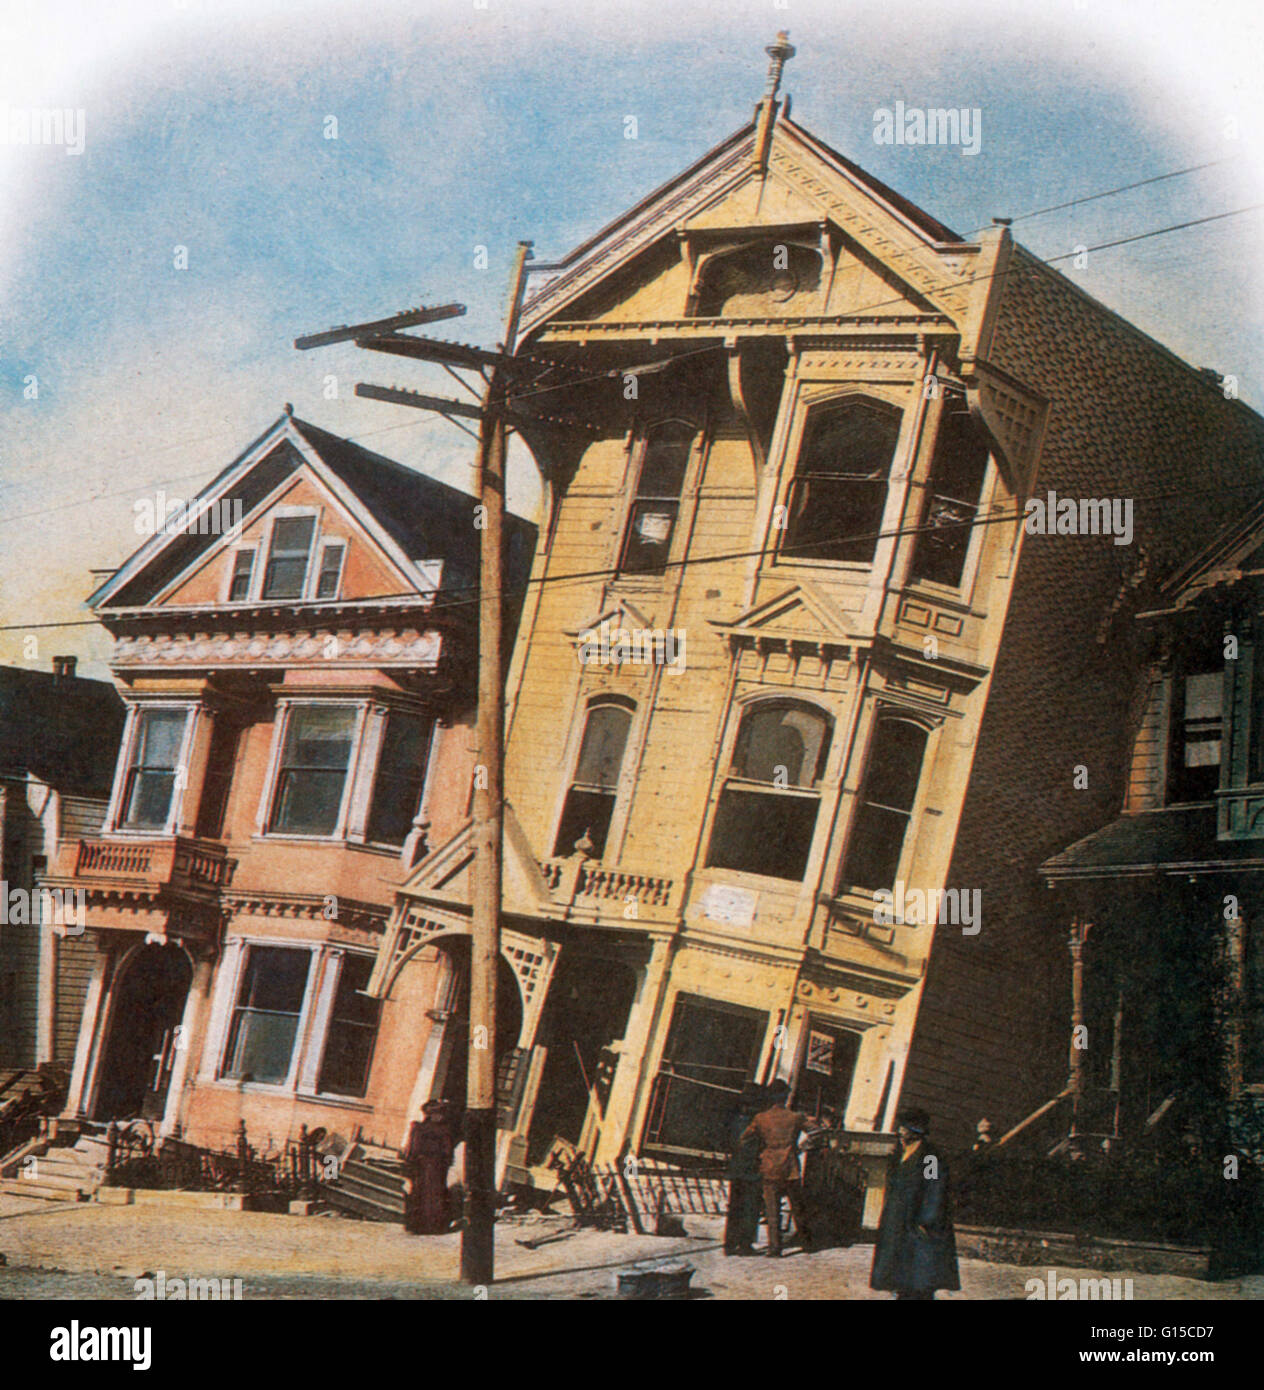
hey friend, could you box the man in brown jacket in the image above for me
[741,1079,813,1257]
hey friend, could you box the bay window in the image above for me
[840,717,929,893]
[269,705,356,836]
[366,710,431,847]
[222,946,312,1086]
[707,700,832,881]
[781,398,903,565]
[119,707,189,830]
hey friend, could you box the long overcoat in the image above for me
[870,1142,960,1292]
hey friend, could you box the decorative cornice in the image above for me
[111,626,445,671]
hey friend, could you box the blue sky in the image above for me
[2,0,1262,675]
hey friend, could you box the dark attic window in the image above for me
[707,701,832,881]
[908,405,992,588]
[781,398,903,566]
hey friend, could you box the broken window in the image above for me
[781,398,903,565]
[908,405,991,588]
[317,954,380,1097]
[222,946,311,1086]
[120,707,189,830]
[261,515,316,599]
[366,710,431,847]
[553,700,633,858]
[840,718,929,893]
[707,701,832,881]
[1168,664,1224,803]
[645,994,768,1156]
[618,423,695,575]
[269,704,356,836]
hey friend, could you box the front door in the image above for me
[92,943,192,1122]
[794,1021,861,1122]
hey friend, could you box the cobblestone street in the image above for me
[2,1194,1261,1300]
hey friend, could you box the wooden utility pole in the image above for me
[462,241,534,1285]
[296,244,576,1285]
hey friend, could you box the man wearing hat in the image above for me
[870,1106,960,1299]
[740,1079,813,1257]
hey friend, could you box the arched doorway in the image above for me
[430,939,524,1128]
[92,943,192,1122]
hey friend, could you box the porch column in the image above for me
[1224,907,1247,1097]
[1067,917,1092,1157]
[161,945,217,1137]
[172,704,216,839]
[63,938,117,1118]
[593,938,672,1166]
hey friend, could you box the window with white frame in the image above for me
[268,705,357,836]
[118,707,191,831]
[706,700,833,881]
[221,946,312,1085]
[261,515,317,599]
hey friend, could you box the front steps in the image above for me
[0,1132,110,1203]
[322,1153,406,1223]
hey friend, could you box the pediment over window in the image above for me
[565,598,658,648]
[709,582,853,655]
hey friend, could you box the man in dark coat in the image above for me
[723,1083,764,1255]
[741,1079,813,1257]
[870,1106,960,1299]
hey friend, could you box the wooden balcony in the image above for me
[57,836,236,897]
[537,855,677,925]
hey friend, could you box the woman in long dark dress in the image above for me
[402,1100,456,1235]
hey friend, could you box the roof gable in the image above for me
[90,415,535,614]
[518,115,977,341]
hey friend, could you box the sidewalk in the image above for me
[1,1193,1260,1299]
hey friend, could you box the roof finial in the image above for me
[763,30,796,101]
[752,31,795,174]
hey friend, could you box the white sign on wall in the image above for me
[699,882,758,927]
